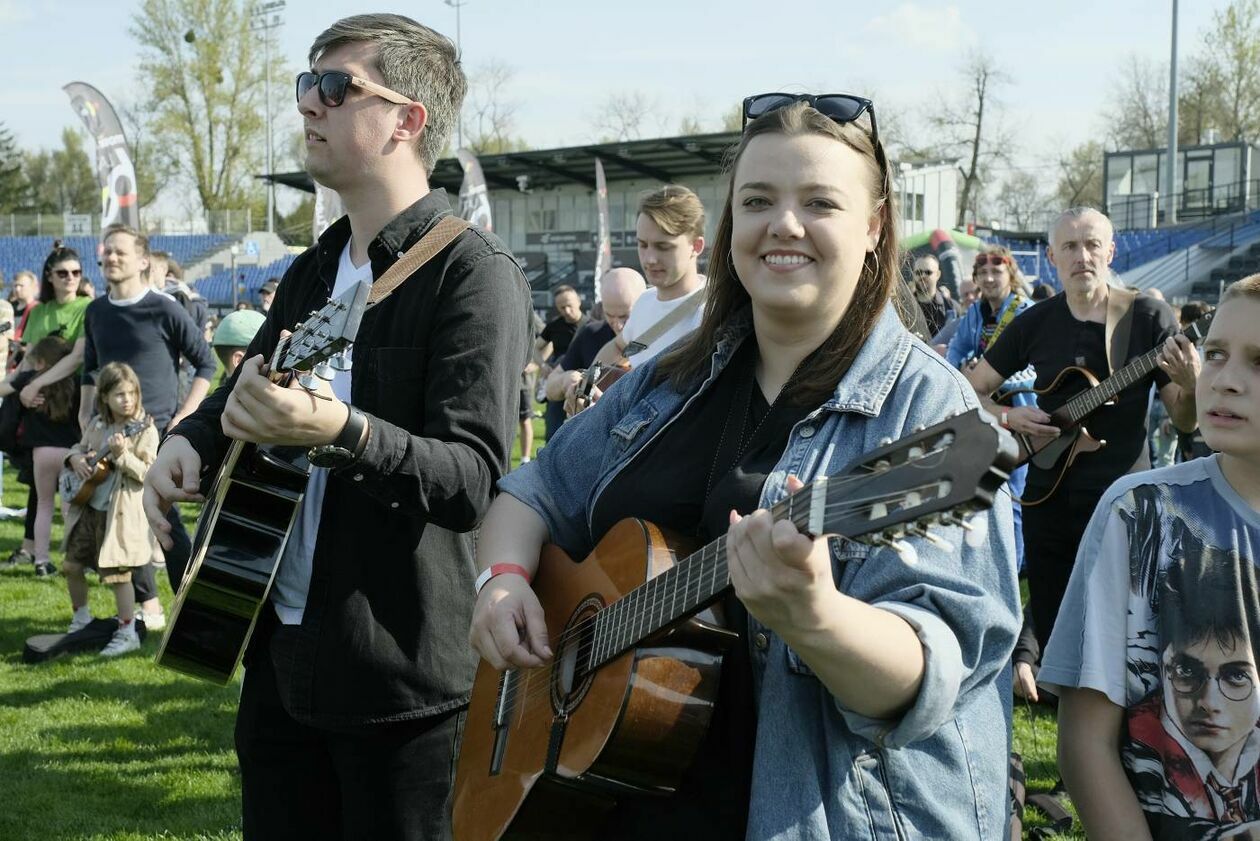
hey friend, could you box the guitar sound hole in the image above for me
[550,595,602,714]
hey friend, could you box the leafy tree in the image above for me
[1194,0,1260,143]
[0,122,25,213]
[129,0,281,212]
[22,128,97,214]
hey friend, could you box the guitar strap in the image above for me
[623,289,706,358]
[364,215,471,308]
[1104,286,1138,376]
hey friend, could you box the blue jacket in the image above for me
[945,293,1036,405]
[500,303,1021,840]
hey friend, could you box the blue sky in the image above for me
[0,0,1226,189]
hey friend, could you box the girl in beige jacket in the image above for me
[63,362,159,657]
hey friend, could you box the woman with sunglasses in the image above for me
[469,95,1019,840]
[1,244,88,575]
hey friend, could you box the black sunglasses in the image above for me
[295,70,413,108]
[54,268,83,279]
[742,93,878,143]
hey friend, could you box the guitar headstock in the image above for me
[122,419,148,437]
[800,409,1018,559]
[272,280,372,374]
[1183,309,1216,344]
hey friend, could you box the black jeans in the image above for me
[1021,487,1105,656]
[235,621,465,841]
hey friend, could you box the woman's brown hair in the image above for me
[654,100,904,406]
[27,336,77,423]
[94,362,145,425]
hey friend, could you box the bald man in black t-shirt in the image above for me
[965,208,1200,699]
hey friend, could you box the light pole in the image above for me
[445,0,467,148]
[1166,0,1179,225]
[251,1,286,234]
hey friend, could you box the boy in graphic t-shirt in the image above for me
[1041,275,1260,840]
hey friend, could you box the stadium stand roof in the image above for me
[261,131,742,194]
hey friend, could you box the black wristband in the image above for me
[333,406,369,458]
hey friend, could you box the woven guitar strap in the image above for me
[365,215,471,308]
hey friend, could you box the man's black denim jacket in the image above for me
[174,190,532,727]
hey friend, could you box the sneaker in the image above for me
[33,561,56,577]
[100,624,141,657]
[1,549,34,569]
[139,610,166,632]
[67,610,93,634]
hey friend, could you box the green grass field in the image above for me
[0,418,1082,840]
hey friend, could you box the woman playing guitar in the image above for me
[468,95,1021,840]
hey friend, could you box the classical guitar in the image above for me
[57,418,150,506]
[998,310,1215,505]
[155,281,371,684]
[453,409,1018,841]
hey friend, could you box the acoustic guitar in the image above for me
[453,408,1018,841]
[57,418,150,506]
[999,310,1215,505]
[566,362,629,417]
[155,280,371,684]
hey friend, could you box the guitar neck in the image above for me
[1061,346,1160,423]
[587,488,813,669]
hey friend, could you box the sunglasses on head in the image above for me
[742,93,878,142]
[296,70,414,108]
[54,268,82,279]
[974,254,1008,268]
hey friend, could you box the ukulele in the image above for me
[58,418,150,506]
[155,280,371,684]
[998,310,1215,505]
[453,408,1018,841]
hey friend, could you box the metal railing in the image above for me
[2,209,258,237]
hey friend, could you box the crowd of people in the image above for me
[0,231,267,655]
[2,10,1257,841]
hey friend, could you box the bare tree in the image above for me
[928,53,1013,227]
[1054,141,1104,209]
[996,170,1052,232]
[593,92,653,142]
[462,61,528,154]
[1105,56,1168,150]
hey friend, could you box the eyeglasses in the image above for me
[1167,658,1256,702]
[742,93,878,143]
[974,254,1009,268]
[54,268,82,279]
[296,70,414,108]
[913,269,936,277]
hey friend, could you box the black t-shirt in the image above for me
[917,292,951,338]
[984,293,1176,494]
[540,314,587,362]
[560,320,615,372]
[589,336,811,841]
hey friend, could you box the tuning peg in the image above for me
[962,514,989,548]
[878,437,893,447]
[298,372,319,391]
[877,536,917,565]
[908,524,953,552]
[329,348,353,372]
[313,360,334,381]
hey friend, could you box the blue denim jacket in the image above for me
[500,303,1020,840]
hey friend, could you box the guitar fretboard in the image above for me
[586,488,815,669]
[1063,346,1161,423]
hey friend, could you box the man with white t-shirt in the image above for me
[599,184,706,368]
[143,14,531,839]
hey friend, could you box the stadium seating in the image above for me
[196,254,298,306]
[0,234,234,289]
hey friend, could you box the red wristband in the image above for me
[474,563,532,594]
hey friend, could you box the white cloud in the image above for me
[0,0,32,25]
[865,3,972,52]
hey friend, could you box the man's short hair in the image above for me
[1221,275,1260,305]
[638,185,706,241]
[166,257,183,281]
[913,254,940,269]
[1047,206,1113,246]
[102,224,150,257]
[309,14,466,175]
[551,285,578,302]
[1180,300,1212,324]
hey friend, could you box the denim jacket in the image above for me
[500,303,1021,840]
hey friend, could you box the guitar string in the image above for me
[499,444,957,685]
[497,480,964,712]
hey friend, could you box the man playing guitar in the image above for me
[965,207,1200,698]
[142,14,531,840]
